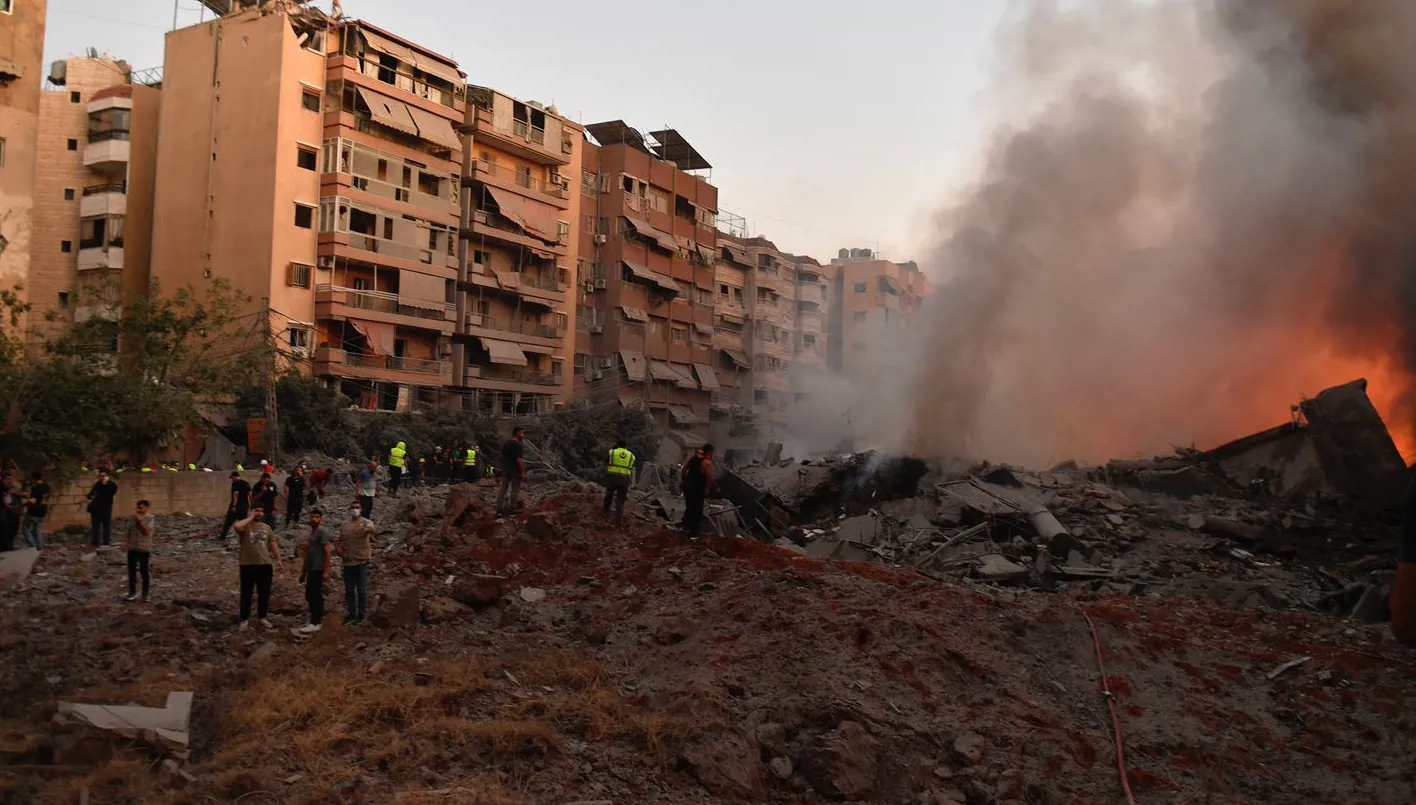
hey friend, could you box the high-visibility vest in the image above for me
[389,444,406,468]
[607,448,635,476]
[464,449,478,466]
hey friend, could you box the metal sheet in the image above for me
[936,479,1020,516]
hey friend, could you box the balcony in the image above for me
[466,106,569,166]
[83,134,130,173]
[314,285,455,334]
[463,364,562,394]
[78,246,123,271]
[80,184,127,218]
[796,310,824,333]
[313,347,453,384]
[467,209,568,255]
[466,159,569,209]
[340,173,456,219]
[464,312,565,349]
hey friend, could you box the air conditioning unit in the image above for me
[590,370,604,380]
[589,324,604,334]
[597,357,613,369]
[584,281,595,293]
[593,278,607,290]
[593,234,607,244]
[317,255,334,269]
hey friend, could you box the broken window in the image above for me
[719,284,729,296]
[803,334,817,349]
[289,328,311,349]
[582,170,597,195]
[297,146,318,171]
[302,90,321,112]
[853,282,868,293]
[516,165,533,189]
[417,171,441,197]
[87,108,129,142]
[294,204,315,229]
[675,195,694,220]
[672,326,688,343]
[79,217,107,249]
[349,207,377,236]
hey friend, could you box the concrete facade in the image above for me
[0,0,47,320]
[29,58,159,341]
[455,86,582,415]
[825,249,932,386]
[39,470,287,529]
[573,126,719,434]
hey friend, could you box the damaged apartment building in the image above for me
[572,122,720,433]
[825,248,932,386]
[714,232,829,438]
[143,1,586,414]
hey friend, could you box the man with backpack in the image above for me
[679,444,720,539]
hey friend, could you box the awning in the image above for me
[399,269,446,307]
[412,55,463,86]
[878,274,900,294]
[696,244,716,264]
[357,86,419,137]
[359,28,417,64]
[650,361,698,389]
[720,348,749,369]
[619,350,647,382]
[481,338,528,366]
[621,216,678,252]
[693,363,721,391]
[718,312,744,325]
[406,104,462,151]
[483,186,529,230]
[620,259,657,283]
[722,244,750,265]
[349,320,396,356]
[667,406,702,425]
[619,306,647,323]
[520,342,557,356]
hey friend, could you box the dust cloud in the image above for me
[869,0,1416,467]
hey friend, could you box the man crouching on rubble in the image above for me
[1394,476,1416,645]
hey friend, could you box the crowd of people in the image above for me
[2,428,723,635]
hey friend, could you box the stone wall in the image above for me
[46,471,288,529]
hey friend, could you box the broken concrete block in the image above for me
[680,734,761,799]
[838,514,882,545]
[56,691,193,759]
[952,731,986,765]
[372,584,421,628]
[769,756,794,780]
[975,555,1029,582]
[421,596,467,624]
[519,587,547,604]
[799,721,880,800]
[450,575,507,608]
[1186,514,1206,530]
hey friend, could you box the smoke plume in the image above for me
[896,0,1416,467]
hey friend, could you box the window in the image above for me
[582,214,594,234]
[853,311,868,322]
[853,341,866,351]
[0,1,11,15]
[70,91,80,103]
[289,328,310,349]
[296,147,317,170]
[302,90,321,112]
[719,284,728,296]
[596,217,609,235]
[672,326,688,343]
[67,139,78,151]
[58,292,69,308]
[288,262,312,288]
[87,108,129,142]
[64,188,75,201]
[472,250,489,269]
[581,170,597,196]
[352,278,368,291]
[294,204,314,229]
[61,240,72,253]
[0,138,6,166]
[803,334,817,348]
[853,282,868,293]
[574,353,588,376]
[557,220,571,241]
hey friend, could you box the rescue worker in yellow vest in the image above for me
[602,439,636,527]
[463,445,479,484]
[387,441,407,498]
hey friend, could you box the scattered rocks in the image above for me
[519,586,547,603]
[420,596,468,624]
[680,734,761,799]
[768,756,794,780]
[449,575,507,608]
[952,732,986,765]
[798,721,880,800]
[524,512,562,541]
[248,642,278,665]
[371,583,421,628]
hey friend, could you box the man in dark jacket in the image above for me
[680,444,720,539]
[86,470,119,547]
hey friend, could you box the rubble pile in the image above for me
[0,382,1412,805]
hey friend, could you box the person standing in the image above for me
[338,504,374,625]
[680,444,720,539]
[602,440,636,527]
[233,504,281,630]
[387,441,406,497]
[294,508,332,635]
[219,471,252,539]
[284,467,307,528]
[0,472,17,552]
[356,460,378,520]
[123,500,155,602]
[495,428,526,514]
[22,472,50,550]
[309,466,333,500]
[463,443,480,484]
[253,472,279,527]
[86,470,119,548]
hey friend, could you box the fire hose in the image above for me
[1082,610,1138,805]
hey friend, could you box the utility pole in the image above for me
[263,300,281,468]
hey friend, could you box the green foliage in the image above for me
[0,279,271,476]
[533,401,661,480]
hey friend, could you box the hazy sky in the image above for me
[41,0,1006,262]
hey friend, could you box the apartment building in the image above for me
[456,86,582,415]
[0,0,48,317]
[711,234,829,433]
[573,122,719,433]
[151,6,465,411]
[825,248,931,384]
[29,56,160,341]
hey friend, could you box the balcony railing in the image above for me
[82,183,126,196]
[472,208,568,245]
[469,366,560,386]
[516,271,563,293]
[322,348,446,376]
[315,284,453,322]
[87,129,130,144]
[345,232,437,266]
[511,119,546,145]
[472,160,566,199]
[465,313,564,340]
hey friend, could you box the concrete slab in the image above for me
[838,514,882,545]
[975,554,1029,582]
[57,691,193,758]
[0,548,39,589]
